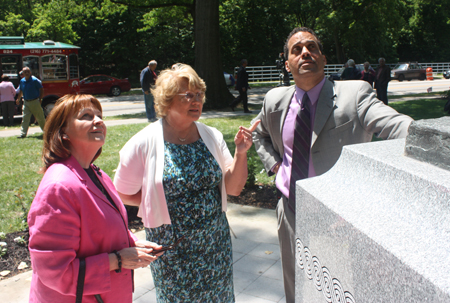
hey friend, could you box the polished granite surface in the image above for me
[295,138,450,302]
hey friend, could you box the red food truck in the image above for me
[0,36,80,117]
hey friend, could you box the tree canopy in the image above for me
[1,0,449,108]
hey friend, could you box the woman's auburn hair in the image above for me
[40,94,102,173]
[151,63,206,118]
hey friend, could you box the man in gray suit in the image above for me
[253,27,413,302]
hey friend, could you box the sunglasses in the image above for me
[177,91,205,102]
[152,235,185,254]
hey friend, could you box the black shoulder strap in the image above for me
[76,259,86,303]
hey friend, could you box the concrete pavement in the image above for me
[0,203,285,303]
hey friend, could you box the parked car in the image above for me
[443,69,450,79]
[390,62,426,81]
[79,74,131,96]
[224,71,235,86]
[328,64,364,81]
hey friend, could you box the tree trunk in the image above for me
[333,30,345,64]
[194,0,234,109]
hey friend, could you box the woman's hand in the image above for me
[110,241,164,271]
[134,240,165,257]
[234,120,260,155]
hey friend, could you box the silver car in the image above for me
[390,62,426,81]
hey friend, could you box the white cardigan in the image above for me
[114,119,233,228]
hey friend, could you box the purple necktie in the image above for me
[288,93,312,212]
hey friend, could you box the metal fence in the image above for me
[236,62,450,83]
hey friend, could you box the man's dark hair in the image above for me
[240,59,247,65]
[283,27,324,57]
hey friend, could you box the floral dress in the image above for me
[145,138,234,303]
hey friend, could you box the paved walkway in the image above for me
[0,203,285,303]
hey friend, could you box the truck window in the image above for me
[23,56,40,78]
[69,54,79,79]
[1,56,19,76]
[42,54,67,80]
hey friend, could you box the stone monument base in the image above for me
[295,138,450,302]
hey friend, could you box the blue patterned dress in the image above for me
[145,138,234,302]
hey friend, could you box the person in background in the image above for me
[114,63,259,302]
[230,59,251,113]
[0,75,16,127]
[140,60,158,122]
[15,67,46,138]
[360,61,376,87]
[340,59,360,80]
[252,27,413,302]
[28,94,163,303]
[16,70,24,95]
[375,57,391,105]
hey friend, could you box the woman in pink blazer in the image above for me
[28,94,163,303]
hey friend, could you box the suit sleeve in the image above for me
[253,101,282,176]
[356,82,413,139]
[28,182,111,296]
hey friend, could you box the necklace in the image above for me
[163,118,190,142]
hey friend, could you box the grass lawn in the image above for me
[0,97,448,234]
[389,98,449,120]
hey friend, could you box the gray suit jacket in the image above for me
[253,79,413,176]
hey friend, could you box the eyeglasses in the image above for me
[177,91,205,102]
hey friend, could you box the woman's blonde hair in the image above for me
[40,94,103,173]
[151,63,206,118]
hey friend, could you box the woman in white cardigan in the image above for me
[114,63,259,303]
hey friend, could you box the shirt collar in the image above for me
[294,77,326,105]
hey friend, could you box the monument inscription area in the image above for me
[295,117,450,303]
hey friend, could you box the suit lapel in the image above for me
[312,80,337,146]
[67,157,119,212]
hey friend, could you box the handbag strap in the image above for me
[76,259,86,303]
[75,258,104,303]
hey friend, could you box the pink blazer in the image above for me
[28,156,137,303]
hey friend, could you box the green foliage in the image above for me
[317,0,405,63]
[219,0,292,69]
[27,0,81,43]
[1,0,449,88]
[0,242,7,258]
[139,6,194,68]
[13,236,27,246]
[0,13,30,37]
[397,0,450,62]
[245,153,258,187]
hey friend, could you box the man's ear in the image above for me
[285,60,291,73]
[323,55,327,65]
